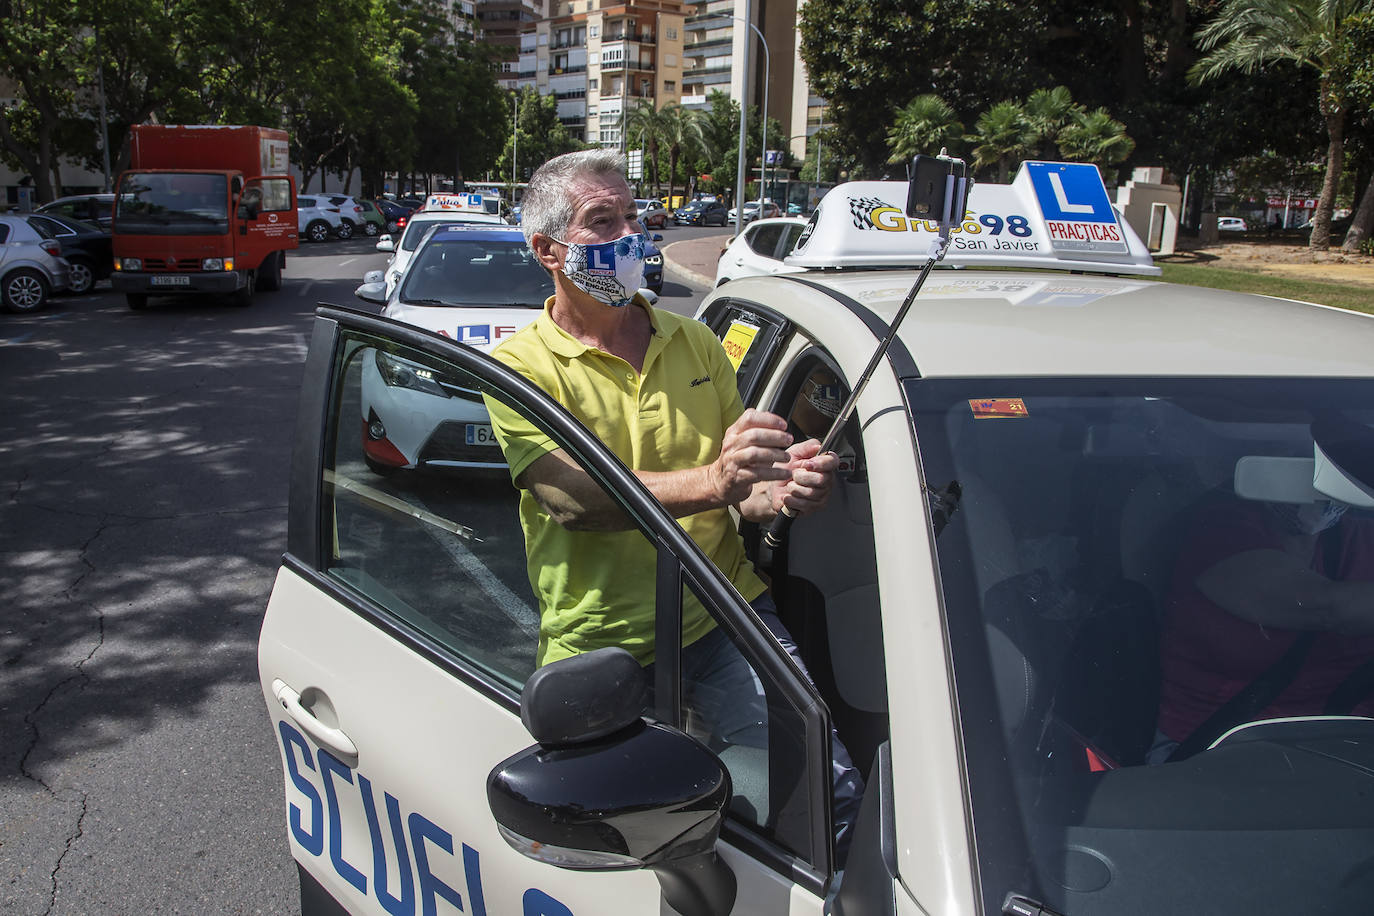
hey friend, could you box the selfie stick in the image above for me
[763,154,969,550]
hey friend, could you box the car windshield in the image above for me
[399,236,554,307]
[400,218,493,252]
[114,172,229,235]
[910,377,1374,915]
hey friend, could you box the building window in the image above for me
[590,24,599,37]
[589,78,598,89]
[667,26,677,40]
[664,80,676,92]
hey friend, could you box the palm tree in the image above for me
[1190,0,1369,250]
[657,103,704,210]
[1022,86,1080,160]
[970,101,1033,183]
[886,94,964,164]
[1056,108,1136,177]
[624,101,666,194]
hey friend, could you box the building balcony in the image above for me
[548,64,588,74]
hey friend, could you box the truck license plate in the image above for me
[150,275,191,287]
[465,424,497,446]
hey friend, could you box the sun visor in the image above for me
[787,161,1159,276]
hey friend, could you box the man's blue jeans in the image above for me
[645,592,865,864]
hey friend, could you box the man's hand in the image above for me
[708,409,795,506]
[770,439,838,516]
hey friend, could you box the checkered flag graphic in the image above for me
[848,195,893,230]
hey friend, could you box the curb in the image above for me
[661,237,723,290]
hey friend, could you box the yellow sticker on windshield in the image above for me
[721,320,761,371]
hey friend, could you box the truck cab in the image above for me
[111,125,298,310]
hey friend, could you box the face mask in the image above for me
[554,231,646,308]
[1268,501,1347,536]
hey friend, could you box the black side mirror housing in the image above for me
[487,648,737,916]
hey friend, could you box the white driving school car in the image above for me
[261,161,1374,916]
[353,223,554,474]
[374,193,509,294]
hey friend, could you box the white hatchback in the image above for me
[715,217,808,285]
[297,195,345,243]
[261,162,1374,916]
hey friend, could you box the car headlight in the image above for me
[644,255,662,266]
[374,350,448,396]
[118,257,142,271]
[201,258,234,271]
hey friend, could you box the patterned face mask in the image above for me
[554,231,647,308]
[1268,500,1347,536]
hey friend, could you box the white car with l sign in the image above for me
[373,193,509,294]
[261,161,1374,916]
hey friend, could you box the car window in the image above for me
[250,178,292,212]
[298,196,316,208]
[27,216,72,238]
[700,299,791,405]
[0,224,9,244]
[747,224,785,258]
[317,321,832,872]
[780,223,805,255]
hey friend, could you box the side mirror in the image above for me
[375,236,394,252]
[639,288,660,305]
[487,648,736,916]
[651,233,663,242]
[354,281,388,305]
[362,269,384,284]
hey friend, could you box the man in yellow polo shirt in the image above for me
[487,148,862,859]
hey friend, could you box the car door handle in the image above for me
[272,679,359,765]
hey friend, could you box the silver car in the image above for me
[0,214,70,313]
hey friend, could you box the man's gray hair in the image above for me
[521,148,628,248]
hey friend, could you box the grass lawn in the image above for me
[1155,262,1374,315]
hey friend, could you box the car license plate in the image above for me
[465,423,497,446]
[150,275,190,287]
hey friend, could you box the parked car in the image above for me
[372,198,412,232]
[1217,216,1248,232]
[0,214,71,312]
[353,200,387,237]
[643,233,664,293]
[352,223,557,474]
[24,212,113,294]
[317,195,367,239]
[636,198,670,229]
[35,193,116,229]
[260,163,1374,916]
[729,200,782,224]
[372,195,508,294]
[297,195,345,243]
[674,199,729,226]
[714,217,807,285]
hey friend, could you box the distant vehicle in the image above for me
[25,213,113,294]
[372,194,508,294]
[714,217,807,285]
[729,200,782,224]
[372,198,412,232]
[643,233,664,293]
[111,124,298,310]
[0,214,70,312]
[317,194,368,239]
[354,199,387,236]
[36,193,117,230]
[674,199,728,226]
[296,196,345,242]
[636,198,669,229]
[1217,216,1248,232]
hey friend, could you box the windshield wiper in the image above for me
[403,298,450,306]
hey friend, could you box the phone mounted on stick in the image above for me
[763,152,970,549]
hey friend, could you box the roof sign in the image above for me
[423,193,490,213]
[787,160,1158,276]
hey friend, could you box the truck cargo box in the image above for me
[128,125,290,176]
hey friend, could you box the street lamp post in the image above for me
[714,3,767,239]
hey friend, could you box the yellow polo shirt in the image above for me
[487,296,767,666]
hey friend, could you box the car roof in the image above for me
[717,270,1374,379]
[420,224,525,243]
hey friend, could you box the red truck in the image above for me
[111,125,298,309]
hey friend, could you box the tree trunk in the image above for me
[1342,171,1374,253]
[1310,87,1345,251]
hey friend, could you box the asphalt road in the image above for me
[0,228,714,915]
